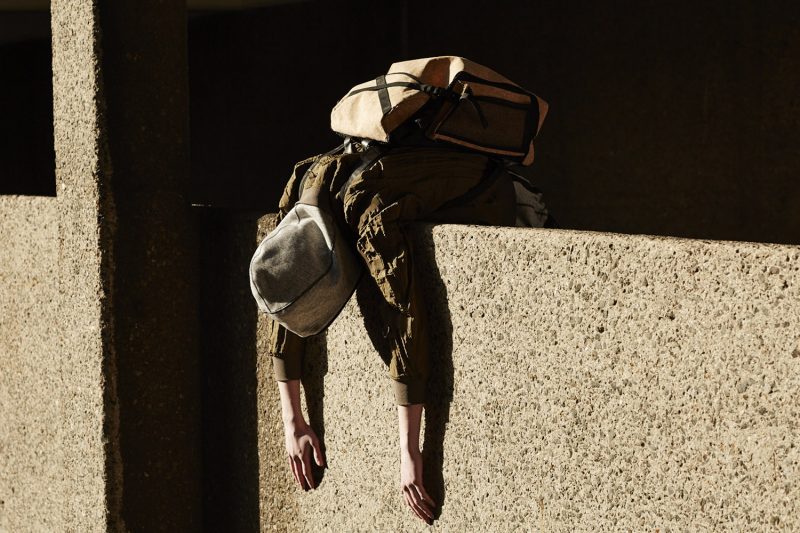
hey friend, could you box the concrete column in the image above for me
[51,0,119,530]
[49,0,200,530]
[98,0,202,530]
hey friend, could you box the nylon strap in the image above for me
[376,75,392,115]
[347,81,445,98]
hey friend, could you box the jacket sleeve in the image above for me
[352,198,431,405]
[278,155,318,218]
[340,149,514,405]
[267,319,306,381]
[265,155,319,381]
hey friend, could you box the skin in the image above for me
[278,380,436,524]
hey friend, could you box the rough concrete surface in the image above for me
[0,197,61,532]
[51,0,114,530]
[1,1,117,530]
[4,0,204,530]
[256,221,800,532]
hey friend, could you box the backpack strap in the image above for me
[332,143,389,205]
[295,142,347,198]
[435,158,506,212]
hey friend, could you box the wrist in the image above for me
[277,380,305,429]
[282,413,307,429]
[400,443,421,457]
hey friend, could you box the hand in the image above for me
[400,448,436,524]
[283,419,325,490]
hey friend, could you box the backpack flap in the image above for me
[330,73,433,142]
[330,56,548,165]
[426,74,548,166]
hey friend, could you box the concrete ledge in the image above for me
[0,196,61,531]
[256,223,800,531]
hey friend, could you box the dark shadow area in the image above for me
[198,210,264,531]
[355,276,394,369]
[354,230,454,520]
[406,0,800,245]
[0,11,55,196]
[189,0,800,245]
[188,1,405,210]
[100,2,203,529]
[414,228,454,519]
[302,331,329,486]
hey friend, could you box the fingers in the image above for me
[288,435,323,491]
[300,447,316,489]
[404,485,434,524]
[403,488,431,524]
[289,457,305,489]
[414,483,437,509]
[311,434,326,468]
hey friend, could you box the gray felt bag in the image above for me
[248,187,363,337]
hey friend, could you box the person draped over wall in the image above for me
[249,56,552,525]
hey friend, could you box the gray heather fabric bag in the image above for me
[249,189,363,337]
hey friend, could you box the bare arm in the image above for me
[278,380,325,490]
[398,404,436,524]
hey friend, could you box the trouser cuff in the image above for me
[393,377,426,405]
[272,354,302,382]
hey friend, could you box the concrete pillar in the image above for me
[51,1,119,529]
[50,0,200,530]
[98,0,202,529]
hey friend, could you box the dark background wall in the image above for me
[0,11,54,196]
[189,0,800,245]
[188,1,405,209]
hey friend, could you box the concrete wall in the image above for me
[1,1,199,531]
[251,221,800,531]
[50,0,116,529]
[0,197,62,531]
[2,5,120,530]
[3,1,800,530]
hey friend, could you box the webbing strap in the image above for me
[347,81,446,98]
[334,146,386,204]
[296,142,345,198]
[375,75,392,115]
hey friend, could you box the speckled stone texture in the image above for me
[0,197,61,532]
[50,0,115,531]
[3,1,197,530]
[256,220,800,532]
[3,1,121,531]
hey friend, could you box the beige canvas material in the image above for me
[331,73,429,142]
[330,56,549,165]
[249,184,363,338]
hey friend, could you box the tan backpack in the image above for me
[330,56,548,165]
